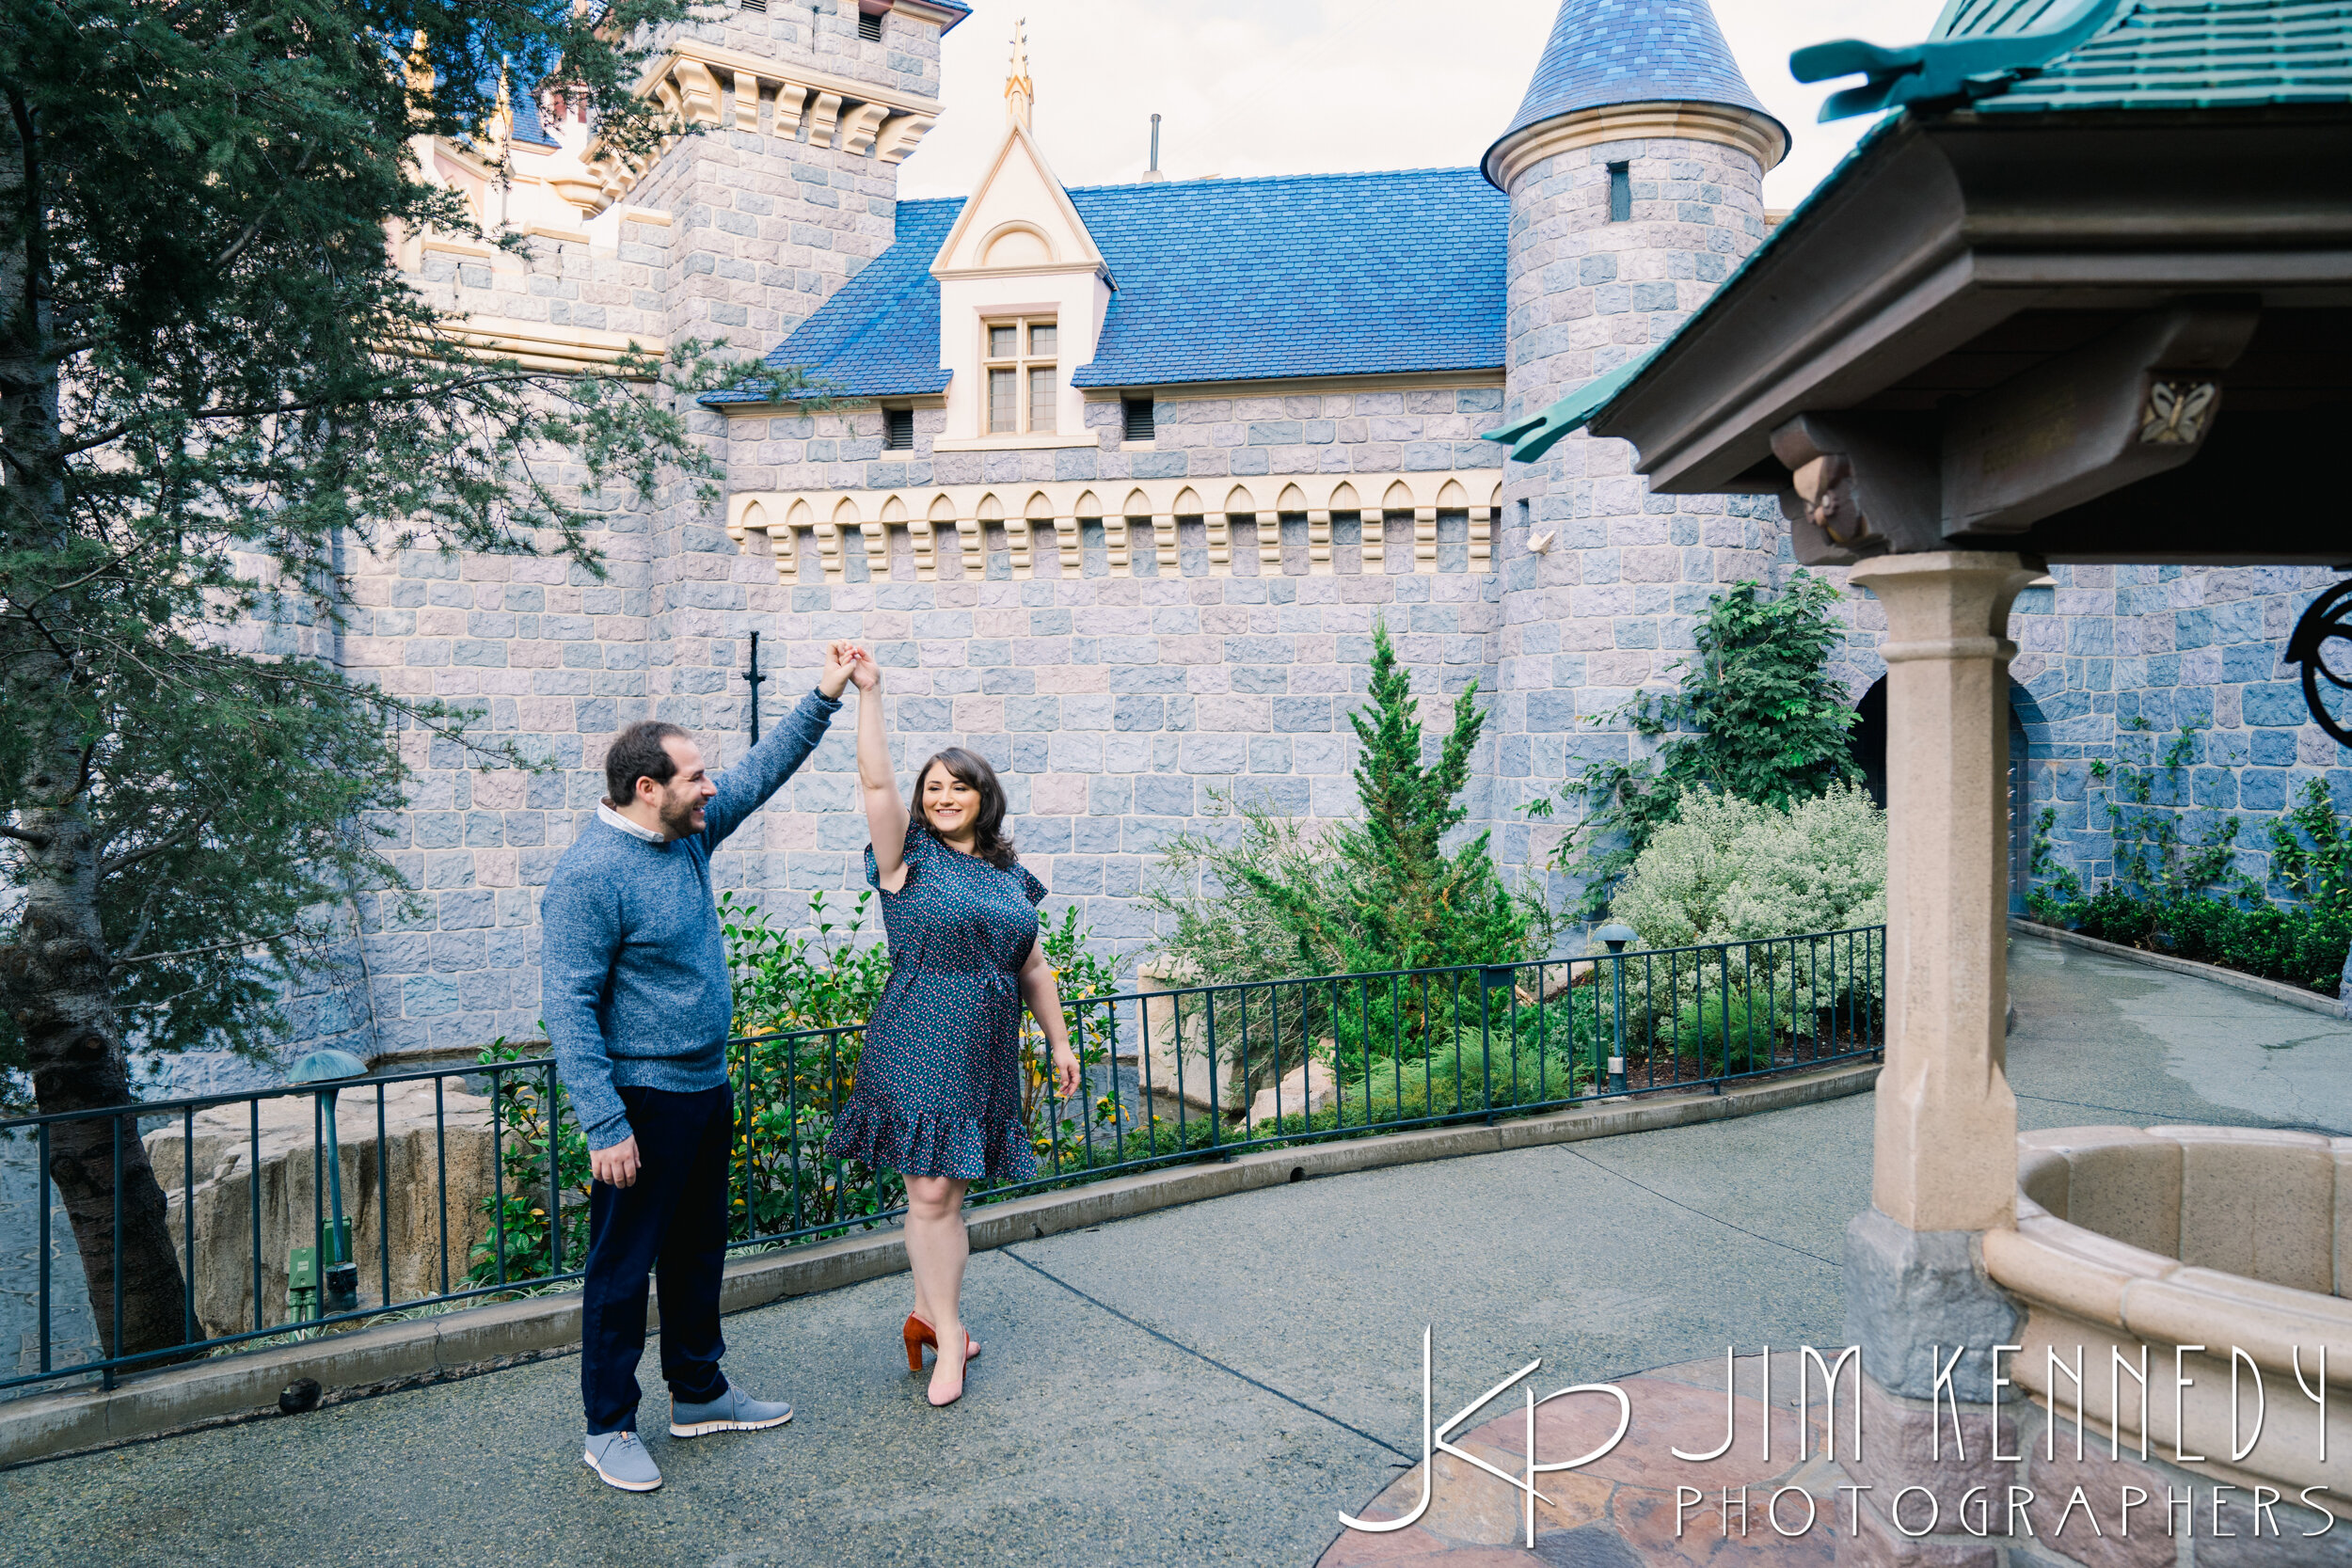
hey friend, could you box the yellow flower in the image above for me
[530,1208,545,1217]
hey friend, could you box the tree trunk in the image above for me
[12,801,193,1366]
[0,86,190,1370]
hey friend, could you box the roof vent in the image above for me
[858,8,882,41]
[1140,112,1167,183]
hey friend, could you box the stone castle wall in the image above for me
[2010,563,2352,899]
[171,5,960,1084]
[167,24,2352,1089]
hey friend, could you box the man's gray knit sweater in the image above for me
[541,689,839,1149]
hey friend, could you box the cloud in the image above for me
[897,0,1948,209]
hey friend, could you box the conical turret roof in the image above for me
[1499,0,1773,139]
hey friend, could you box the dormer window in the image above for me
[985,316,1057,436]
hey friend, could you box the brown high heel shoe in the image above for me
[901,1312,980,1371]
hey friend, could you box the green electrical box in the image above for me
[287,1217,352,1323]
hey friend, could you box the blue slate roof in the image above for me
[717,167,1508,402]
[727,198,963,400]
[509,78,559,149]
[1495,0,1773,145]
[928,0,972,31]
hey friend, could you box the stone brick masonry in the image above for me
[165,10,2352,1088]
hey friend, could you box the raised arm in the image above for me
[851,651,913,891]
[701,640,855,847]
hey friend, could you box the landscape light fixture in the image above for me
[1594,925,1639,1095]
[286,1047,368,1323]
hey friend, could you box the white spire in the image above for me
[1005,17,1034,132]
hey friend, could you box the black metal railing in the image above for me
[0,927,1882,1395]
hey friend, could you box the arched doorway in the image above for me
[1851,677,2038,911]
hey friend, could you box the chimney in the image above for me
[1140,112,1167,182]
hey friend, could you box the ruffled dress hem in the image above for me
[824,1097,1039,1183]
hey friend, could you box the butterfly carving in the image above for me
[2138,380,2217,446]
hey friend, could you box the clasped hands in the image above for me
[818,639,882,697]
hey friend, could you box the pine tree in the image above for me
[1243,621,1537,973]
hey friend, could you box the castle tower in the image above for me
[1484,0,1787,905]
[319,4,962,1066]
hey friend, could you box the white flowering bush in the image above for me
[1605,784,1887,1066]
[1611,784,1885,948]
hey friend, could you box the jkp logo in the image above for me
[1338,1326,1632,1550]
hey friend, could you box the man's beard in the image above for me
[659,794,705,837]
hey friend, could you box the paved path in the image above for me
[1,939,2344,1568]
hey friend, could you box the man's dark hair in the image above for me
[605,721,692,807]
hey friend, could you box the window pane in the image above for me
[989,368,1018,434]
[988,325,1016,359]
[1028,367,1056,433]
[1028,323,1057,356]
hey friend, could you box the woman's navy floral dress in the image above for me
[825,823,1048,1181]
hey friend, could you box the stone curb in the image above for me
[2010,916,2350,1021]
[0,1058,1878,1469]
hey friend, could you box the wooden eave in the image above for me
[1589,104,2352,563]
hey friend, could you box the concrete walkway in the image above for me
[1,938,2344,1568]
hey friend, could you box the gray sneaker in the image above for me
[582,1430,662,1492]
[670,1386,793,1438]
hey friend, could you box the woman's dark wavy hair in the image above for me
[912,747,1018,868]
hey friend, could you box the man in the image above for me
[541,641,855,1493]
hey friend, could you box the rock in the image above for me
[141,1079,501,1340]
[1245,1058,1338,1126]
[1131,959,1227,1114]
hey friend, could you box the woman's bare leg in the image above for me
[902,1175,971,1402]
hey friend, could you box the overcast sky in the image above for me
[896,0,1947,209]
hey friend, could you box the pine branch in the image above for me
[110,931,294,970]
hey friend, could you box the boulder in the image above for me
[1244,1058,1339,1127]
[141,1079,501,1340]
[1130,959,1227,1114]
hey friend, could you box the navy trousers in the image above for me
[580,1083,733,1434]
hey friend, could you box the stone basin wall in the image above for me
[140,1081,501,1341]
[1988,1124,2352,1498]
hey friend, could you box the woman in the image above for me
[823,647,1080,1407]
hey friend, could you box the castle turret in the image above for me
[1485,1,1788,903]
[1488,0,1787,446]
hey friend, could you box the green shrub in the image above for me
[1544,575,1862,915]
[1609,784,1885,951]
[2028,747,2352,995]
[1145,619,1558,1093]
[1670,988,1782,1076]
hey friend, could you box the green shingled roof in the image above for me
[1952,0,2352,113]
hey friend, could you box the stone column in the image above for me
[1840,550,2044,1566]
